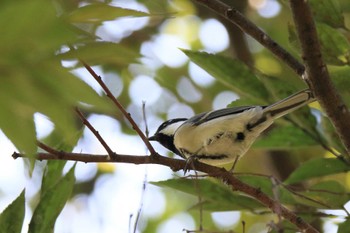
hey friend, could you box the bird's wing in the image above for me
[190,106,260,126]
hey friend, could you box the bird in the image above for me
[148,89,315,166]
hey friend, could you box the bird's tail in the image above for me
[263,89,315,119]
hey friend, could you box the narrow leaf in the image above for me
[0,93,37,156]
[309,0,345,28]
[258,74,299,102]
[41,161,67,195]
[28,166,76,233]
[253,125,317,149]
[338,219,350,233]
[59,42,138,66]
[67,3,149,23]
[320,115,347,155]
[285,158,350,184]
[0,190,25,233]
[288,23,350,65]
[40,128,82,195]
[0,0,83,156]
[317,23,350,66]
[300,181,350,208]
[330,66,350,104]
[152,179,263,211]
[182,50,269,103]
[236,175,296,205]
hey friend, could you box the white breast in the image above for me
[173,107,273,165]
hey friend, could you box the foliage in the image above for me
[1,0,350,232]
[0,191,25,233]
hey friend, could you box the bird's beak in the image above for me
[148,135,157,141]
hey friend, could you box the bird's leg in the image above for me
[182,147,204,174]
[183,155,198,174]
[228,155,240,173]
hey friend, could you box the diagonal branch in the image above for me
[75,107,115,159]
[193,0,350,160]
[289,0,350,160]
[12,151,318,233]
[193,0,306,77]
[80,61,157,156]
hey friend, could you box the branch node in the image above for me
[225,8,233,18]
[296,216,304,225]
[12,152,19,159]
[110,152,118,160]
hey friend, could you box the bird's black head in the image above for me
[148,118,187,155]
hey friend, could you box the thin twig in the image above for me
[270,177,282,225]
[285,118,343,159]
[142,101,149,137]
[80,61,157,156]
[192,0,305,77]
[289,0,350,160]
[75,107,114,159]
[283,186,332,209]
[192,170,203,232]
[342,206,350,217]
[234,172,332,209]
[133,172,147,233]
[13,151,318,233]
[37,141,63,156]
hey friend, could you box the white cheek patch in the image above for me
[160,121,185,136]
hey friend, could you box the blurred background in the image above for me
[1,0,350,232]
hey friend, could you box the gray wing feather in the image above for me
[190,106,259,125]
[187,89,314,126]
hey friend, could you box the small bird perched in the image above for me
[149,89,315,166]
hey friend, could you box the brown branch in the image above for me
[80,61,157,156]
[289,0,350,160]
[192,0,306,77]
[75,108,115,159]
[12,151,318,233]
[37,141,63,155]
[193,0,350,160]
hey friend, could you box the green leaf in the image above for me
[40,126,82,195]
[28,165,76,233]
[300,181,350,208]
[288,23,300,52]
[253,125,317,149]
[338,219,350,233]
[227,98,257,108]
[317,23,350,66]
[67,3,149,23]
[152,178,263,211]
[258,74,300,102]
[41,161,67,195]
[182,50,269,103]
[0,0,108,156]
[59,42,138,66]
[285,158,350,184]
[0,1,76,56]
[0,190,25,233]
[0,0,71,156]
[309,0,345,28]
[0,92,37,155]
[288,23,350,66]
[38,64,114,113]
[330,66,350,104]
[236,175,296,206]
[320,115,347,155]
